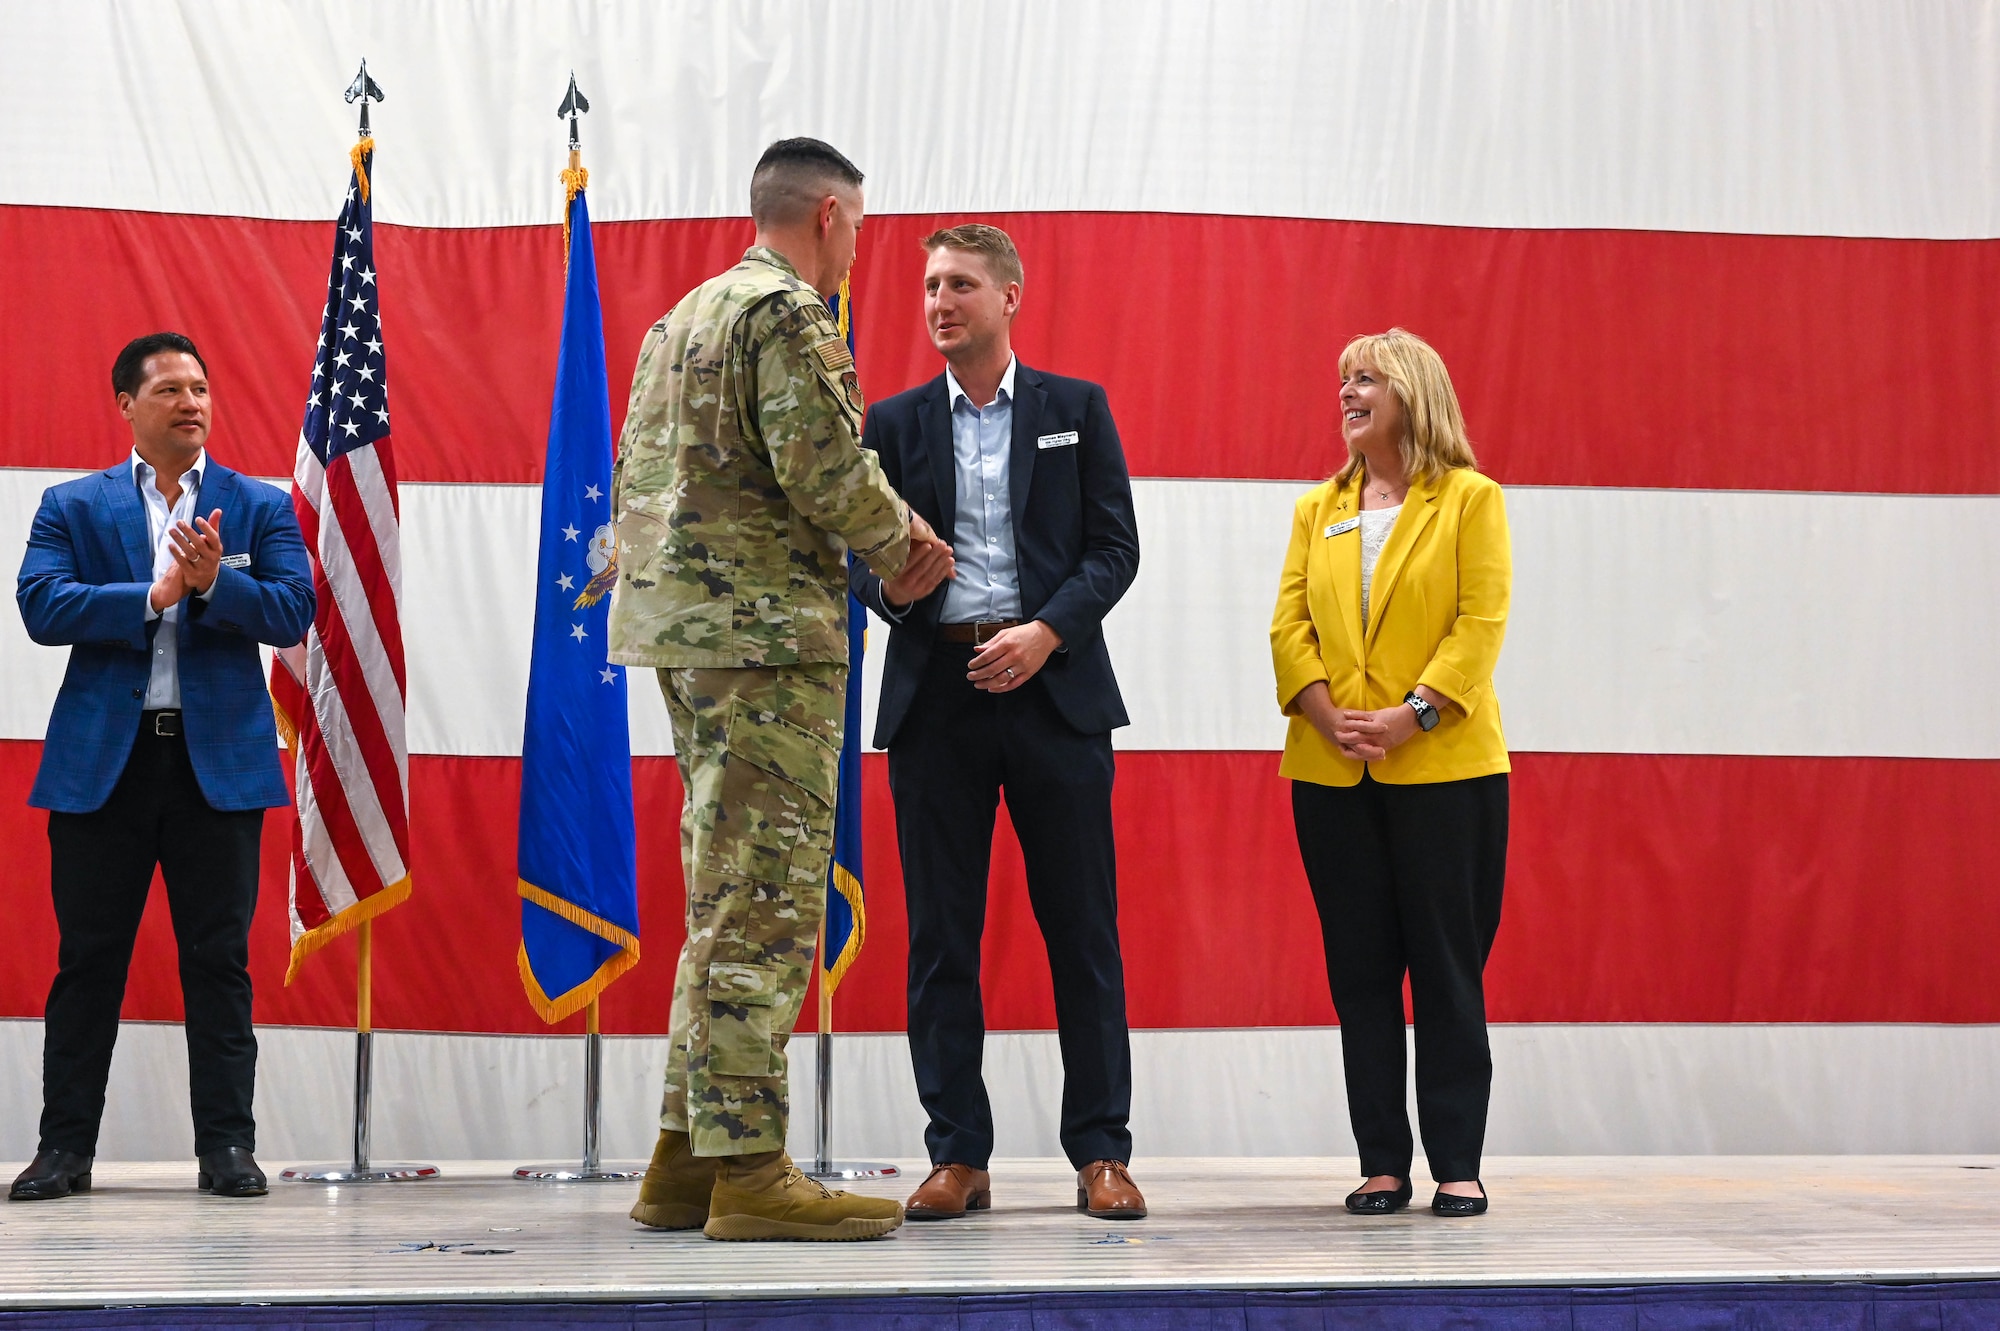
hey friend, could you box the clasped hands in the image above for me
[1296,680,1446,762]
[149,509,225,612]
[878,512,1061,693]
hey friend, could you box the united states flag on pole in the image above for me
[270,138,412,982]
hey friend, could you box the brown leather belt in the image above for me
[937,619,1022,646]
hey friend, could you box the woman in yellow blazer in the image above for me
[1270,329,1510,1218]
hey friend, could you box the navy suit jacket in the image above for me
[17,460,315,814]
[851,363,1140,747]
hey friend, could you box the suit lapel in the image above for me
[1324,478,1365,670]
[918,378,957,538]
[1362,475,1439,653]
[199,465,237,546]
[101,462,155,583]
[1008,365,1045,530]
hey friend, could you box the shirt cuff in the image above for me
[876,591,911,624]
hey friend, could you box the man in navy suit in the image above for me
[849,225,1146,1221]
[10,333,314,1202]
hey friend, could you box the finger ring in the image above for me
[189,553,201,563]
[1005,667,1016,679]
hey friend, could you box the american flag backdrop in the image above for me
[269,139,413,982]
[1,3,1997,1156]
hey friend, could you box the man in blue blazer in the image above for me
[849,226,1145,1221]
[10,333,314,1202]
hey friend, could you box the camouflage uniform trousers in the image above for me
[656,661,847,1157]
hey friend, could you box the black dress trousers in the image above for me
[1292,769,1508,1183]
[40,717,264,1157]
[889,643,1134,1171]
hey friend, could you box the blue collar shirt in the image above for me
[132,449,211,710]
[939,355,1022,624]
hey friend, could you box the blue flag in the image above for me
[517,183,639,1021]
[823,282,866,994]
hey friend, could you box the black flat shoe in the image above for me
[1344,1178,1413,1214]
[197,1147,268,1198]
[9,1149,94,1201]
[1431,1183,1488,1216]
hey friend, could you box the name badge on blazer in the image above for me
[220,553,251,569]
[1324,517,1359,538]
[1037,431,1079,450]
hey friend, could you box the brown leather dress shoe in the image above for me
[905,1162,991,1219]
[1077,1159,1146,1220]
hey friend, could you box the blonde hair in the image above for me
[1333,329,1477,486]
[921,223,1024,288]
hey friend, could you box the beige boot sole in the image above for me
[702,1211,904,1241]
[629,1199,709,1230]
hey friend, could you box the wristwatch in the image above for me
[1404,691,1441,732]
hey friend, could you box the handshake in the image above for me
[882,512,956,611]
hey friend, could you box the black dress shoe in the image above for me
[197,1147,268,1198]
[1431,1182,1488,1216]
[9,1149,94,1201]
[1344,1178,1413,1214]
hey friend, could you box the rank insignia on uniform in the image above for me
[812,336,855,374]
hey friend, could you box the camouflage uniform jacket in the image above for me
[607,246,911,669]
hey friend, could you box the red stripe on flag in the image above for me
[293,464,410,869]
[323,446,408,699]
[4,205,1996,492]
[4,744,1993,1033]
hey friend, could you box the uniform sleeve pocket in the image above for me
[700,696,841,886]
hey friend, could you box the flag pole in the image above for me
[278,61,437,1186]
[814,920,833,1174]
[353,919,371,1171]
[510,76,640,1184]
[513,993,639,1182]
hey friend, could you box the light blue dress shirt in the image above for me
[939,356,1023,624]
[134,450,210,710]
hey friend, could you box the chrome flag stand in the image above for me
[515,998,642,1182]
[804,919,898,1183]
[282,921,440,1183]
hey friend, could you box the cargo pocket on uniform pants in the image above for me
[701,695,840,889]
[707,961,783,1077]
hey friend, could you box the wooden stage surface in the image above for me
[1,1156,1997,1308]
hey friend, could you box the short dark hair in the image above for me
[749,137,864,227]
[112,332,207,398]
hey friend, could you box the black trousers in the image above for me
[888,644,1133,1170]
[40,718,264,1157]
[1293,770,1508,1182]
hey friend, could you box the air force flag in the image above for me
[517,180,639,1020]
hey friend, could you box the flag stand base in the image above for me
[282,1016,441,1185]
[513,1015,639,1181]
[805,1026,899,1182]
[512,1164,644,1182]
[804,1161,900,1182]
[281,1163,443,1183]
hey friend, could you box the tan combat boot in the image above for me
[702,1150,905,1241]
[628,1129,719,1230]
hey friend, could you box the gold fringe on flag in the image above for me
[350,136,375,203]
[561,149,589,264]
[517,879,641,1023]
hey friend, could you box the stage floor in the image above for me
[1,1155,1997,1307]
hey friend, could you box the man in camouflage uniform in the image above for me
[606,138,954,1242]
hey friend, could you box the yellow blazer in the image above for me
[1270,467,1511,786]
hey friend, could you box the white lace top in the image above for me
[1359,503,1402,630]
